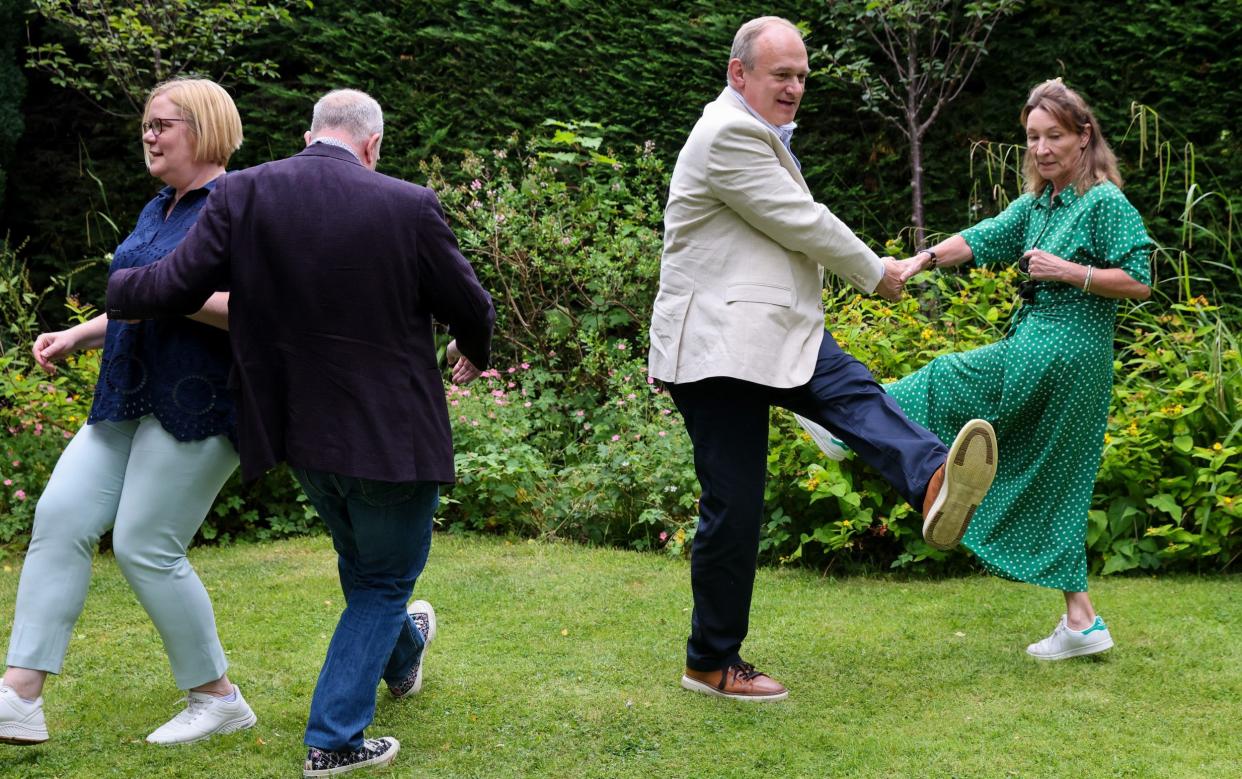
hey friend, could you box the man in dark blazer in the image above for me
[107,89,494,777]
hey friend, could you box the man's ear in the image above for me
[304,131,313,147]
[363,133,382,169]
[727,58,746,90]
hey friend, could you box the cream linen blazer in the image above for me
[648,89,884,388]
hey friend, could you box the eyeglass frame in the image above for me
[141,117,188,137]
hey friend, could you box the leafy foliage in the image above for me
[25,0,300,116]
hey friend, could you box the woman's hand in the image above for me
[1020,249,1076,284]
[32,330,79,374]
[446,339,482,385]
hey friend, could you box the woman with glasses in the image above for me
[888,79,1152,660]
[0,78,256,745]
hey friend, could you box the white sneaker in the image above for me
[389,600,437,698]
[145,684,258,745]
[1026,615,1114,660]
[0,684,49,745]
[794,415,852,461]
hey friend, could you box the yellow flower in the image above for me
[841,519,853,528]
[806,478,820,492]
[1213,442,1223,451]
[921,328,933,341]
[1103,433,1112,445]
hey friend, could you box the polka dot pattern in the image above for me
[887,182,1153,592]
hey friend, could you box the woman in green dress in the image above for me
[889,79,1153,660]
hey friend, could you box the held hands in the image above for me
[31,330,78,374]
[445,338,481,385]
[895,253,934,283]
[874,257,907,302]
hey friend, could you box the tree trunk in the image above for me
[910,122,925,249]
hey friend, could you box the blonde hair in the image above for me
[1021,78,1121,196]
[142,78,243,168]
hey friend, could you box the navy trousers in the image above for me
[668,329,946,671]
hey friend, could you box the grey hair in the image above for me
[309,89,383,143]
[729,16,801,71]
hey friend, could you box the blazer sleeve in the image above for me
[705,120,884,293]
[106,176,233,319]
[417,189,496,369]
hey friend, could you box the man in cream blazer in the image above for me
[650,17,999,701]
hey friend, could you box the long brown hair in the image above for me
[1020,79,1122,196]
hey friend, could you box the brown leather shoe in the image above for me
[681,662,789,701]
[922,418,997,550]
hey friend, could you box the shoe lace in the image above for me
[731,662,765,682]
[169,695,212,725]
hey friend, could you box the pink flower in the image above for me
[659,531,669,542]
[575,410,585,417]
[627,393,636,400]
[616,342,627,351]
[611,434,620,442]
[14,490,26,501]
[520,363,530,370]
[524,401,532,408]
[2,479,10,486]
[470,179,483,191]
[658,431,667,437]
[450,399,459,406]
[508,367,517,374]
[647,376,655,384]
[507,382,516,388]
[64,431,73,439]
[661,409,672,415]
[11,460,19,467]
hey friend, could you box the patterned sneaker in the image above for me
[388,600,437,698]
[145,685,258,745]
[1026,615,1114,660]
[304,736,400,777]
[0,684,49,745]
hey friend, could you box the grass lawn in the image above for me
[0,533,1239,778]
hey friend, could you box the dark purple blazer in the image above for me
[107,144,495,483]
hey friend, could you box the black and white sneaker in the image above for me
[303,736,400,777]
[388,600,437,698]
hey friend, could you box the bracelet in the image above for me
[918,248,938,269]
[1083,265,1094,293]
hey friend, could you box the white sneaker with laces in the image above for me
[0,683,49,745]
[389,600,437,699]
[145,684,258,745]
[1026,615,1114,660]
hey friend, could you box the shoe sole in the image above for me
[924,418,997,550]
[680,675,789,702]
[146,710,258,745]
[303,738,400,777]
[0,728,49,745]
[1027,636,1115,661]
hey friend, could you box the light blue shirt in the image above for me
[726,85,800,170]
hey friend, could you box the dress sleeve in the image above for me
[1090,186,1154,286]
[960,194,1035,268]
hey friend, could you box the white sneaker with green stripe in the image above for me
[1026,615,1114,660]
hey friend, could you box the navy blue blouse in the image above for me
[88,179,236,445]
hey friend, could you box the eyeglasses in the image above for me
[141,117,187,137]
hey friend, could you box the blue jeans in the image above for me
[293,468,438,751]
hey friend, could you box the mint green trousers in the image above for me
[5,417,238,689]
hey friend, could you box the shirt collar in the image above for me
[155,175,221,203]
[310,137,362,162]
[1034,183,1078,210]
[726,86,798,149]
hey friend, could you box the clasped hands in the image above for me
[872,248,1072,302]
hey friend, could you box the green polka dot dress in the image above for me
[887,182,1153,592]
